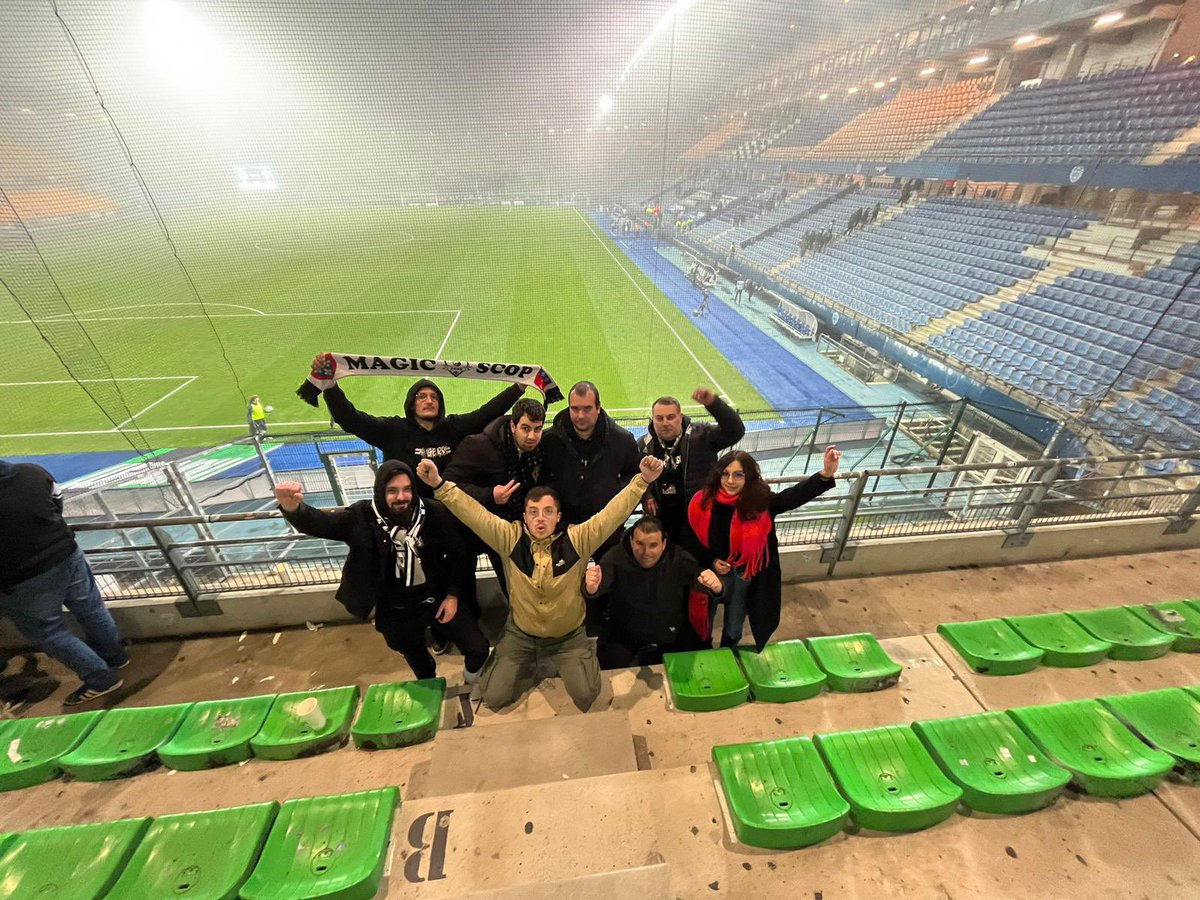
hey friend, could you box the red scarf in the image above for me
[687,488,772,580]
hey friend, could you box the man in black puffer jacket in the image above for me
[638,388,745,542]
[275,460,488,681]
[541,381,641,547]
[583,516,722,669]
[314,358,525,497]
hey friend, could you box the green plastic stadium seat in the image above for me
[662,648,749,712]
[1002,613,1112,667]
[735,641,827,702]
[106,802,278,900]
[0,817,150,899]
[805,633,901,692]
[1067,607,1175,661]
[1101,688,1200,781]
[937,619,1044,675]
[0,711,105,792]
[250,685,360,761]
[352,678,445,750]
[1008,700,1175,797]
[0,833,13,856]
[913,711,1071,814]
[58,703,192,781]
[157,694,277,771]
[712,736,850,848]
[239,787,400,900]
[1126,601,1200,652]
[814,724,962,832]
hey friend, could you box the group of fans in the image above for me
[275,365,840,713]
[0,366,838,713]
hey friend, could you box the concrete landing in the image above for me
[386,763,1200,898]
[420,711,637,798]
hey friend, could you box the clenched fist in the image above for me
[691,388,717,407]
[584,564,602,595]
[415,458,442,488]
[822,445,842,479]
[639,455,665,484]
[697,569,722,593]
[275,481,304,513]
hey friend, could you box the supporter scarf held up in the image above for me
[298,353,564,407]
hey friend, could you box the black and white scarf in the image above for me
[299,353,563,406]
[501,425,544,519]
[371,496,427,586]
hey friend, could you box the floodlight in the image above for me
[1015,34,1038,46]
[968,55,989,65]
[920,67,937,76]
[597,93,613,117]
[143,0,227,89]
[1095,12,1125,26]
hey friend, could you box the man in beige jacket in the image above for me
[416,454,663,712]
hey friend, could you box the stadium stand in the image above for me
[921,65,1200,164]
[809,79,993,161]
[761,95,878,158]
[773,197,1091,331]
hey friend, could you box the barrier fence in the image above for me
[70,448,1199,615]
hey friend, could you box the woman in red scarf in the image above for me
[686,447,840,649]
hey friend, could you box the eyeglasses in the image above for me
[721,470,746,481]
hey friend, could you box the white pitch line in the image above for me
[434,309,462,359]
[41,302,267,320]
[110,376,198,431]
[1,420,332,438]
[0,376,194,386]
[572,207,728,399]
[1,310,463,325]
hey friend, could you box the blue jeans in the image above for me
[0,549,126,689]
[711,571,752,647]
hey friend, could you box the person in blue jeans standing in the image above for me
[0,460,128,705]
[685,447,840,650]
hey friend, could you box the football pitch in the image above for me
[0,206,765,457]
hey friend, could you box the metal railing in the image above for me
[72,449,1199,611]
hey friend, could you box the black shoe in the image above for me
[429,634,449,656]
[64,679,123,706]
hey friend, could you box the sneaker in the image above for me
[64,679,123,706]
[463,665,482,685]
[429,633,449,656]
[106,656,131,670]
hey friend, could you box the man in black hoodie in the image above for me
[275,460,488,681]
[443,397,547,521]
[0,460,128,705]
[312,357,526,497]
[639,388,745,542]
[584,516,721,669]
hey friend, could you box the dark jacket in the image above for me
[323,378,525,495]
[442,415,545,520]
[542,408,641,525]
[0,461,78,590]
[280,461,469,620]
[587,530,705,646]
[638,396,745,508]
[685,472,836,649]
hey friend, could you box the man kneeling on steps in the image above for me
[416,454,664,712]
[275,461,488,683]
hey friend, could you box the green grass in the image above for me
[1,206,765,456]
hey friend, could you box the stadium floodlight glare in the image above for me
[920,67,937,76]
[889,76,898,83]
[873,81,885,89]
[1015,33,1038,46]
[847,86,858,94]
[968,55,989,65]
[1095,11,1125,26]
[818,93,829,100]
[596,93,613,118]
[143,0,227,89]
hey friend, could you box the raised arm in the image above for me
[275,481,358,541]
[317,360,404,448]
[770,446,841,515]
[419,459,517,556]
[569,456,663,560]
[448,384,526,437]
[694,388,745,449]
